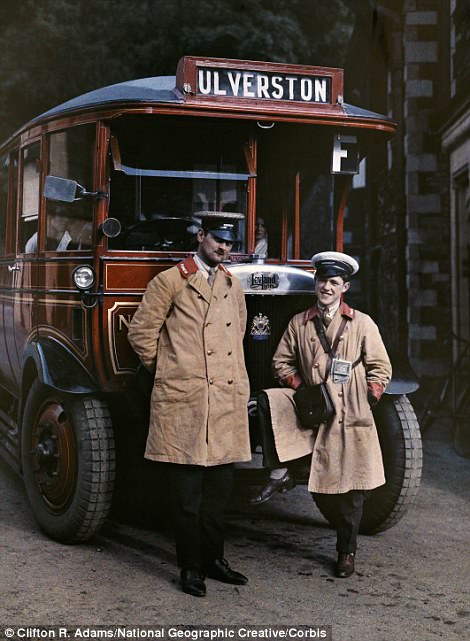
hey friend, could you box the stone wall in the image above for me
[402,1,451,376]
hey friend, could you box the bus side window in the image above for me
[21,143,41,254]
[45,125,95,251]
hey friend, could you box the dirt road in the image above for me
[1,418,469,641]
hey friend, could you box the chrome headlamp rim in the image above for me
[72,264,96,292]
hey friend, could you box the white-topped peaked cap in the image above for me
[193,210,244,242]
[311,251,359,280]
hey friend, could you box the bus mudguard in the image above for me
[385,351,420,396]
[23,338,99,395]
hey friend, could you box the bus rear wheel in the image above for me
[313,395,422,534]
[21,380,115,543]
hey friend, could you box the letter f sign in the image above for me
[331,133,359,174]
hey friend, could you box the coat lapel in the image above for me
[188,270,212,303]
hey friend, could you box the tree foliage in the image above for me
[0,0,353,141]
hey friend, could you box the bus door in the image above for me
[0,150,19,394]
[7,142,42,387]
[255,123,347,262]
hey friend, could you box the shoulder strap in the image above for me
[313,315,348,357]
[313,315,348,382]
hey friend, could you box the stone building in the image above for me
[344,0,469,385]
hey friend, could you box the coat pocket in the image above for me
[344,371,375,428]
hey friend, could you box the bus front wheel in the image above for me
[21,380,115,543]
[313,395,422,534]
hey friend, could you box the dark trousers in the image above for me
[313,491,365,554]
[167,463,234,571]
[258,391,365,554]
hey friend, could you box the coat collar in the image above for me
[303,300,354,325]
[177,255,232,304]
[177,255,232,279]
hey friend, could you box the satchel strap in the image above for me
[313,315,348,383]
[313,315,348,358]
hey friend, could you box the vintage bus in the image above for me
[0,56,422,543]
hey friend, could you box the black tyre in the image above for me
[21,380,115,543]
[314,395,422,534]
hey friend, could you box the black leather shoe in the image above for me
[336,553,355,578]
[181,569,206,596]
[249,471,296,505]
[205,558,248,585]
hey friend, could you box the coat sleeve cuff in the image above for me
[281,374,304,390]
[367,382,385,402]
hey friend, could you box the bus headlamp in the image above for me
[72,265,96,291]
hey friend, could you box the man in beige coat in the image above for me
[128,212,251,597]
[250,251,392,578]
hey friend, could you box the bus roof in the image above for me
[18,57,397,138]
[36,75,182,121]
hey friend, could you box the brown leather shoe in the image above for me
[336,552,355,578]
[249,471,296,505]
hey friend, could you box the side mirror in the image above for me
[44,175,106,202]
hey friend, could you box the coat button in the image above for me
[228,379,233,384]
[207,349,213,355]
[209,378,213,384]
[338,419,343,423]
[226,321,232,326]
[228,350,232,356]
[338,391,343,397]
[314,363,320,368]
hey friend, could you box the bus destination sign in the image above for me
[197,67,332,104]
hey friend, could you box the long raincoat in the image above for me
[128,256,251,467]
[266,302,392,493]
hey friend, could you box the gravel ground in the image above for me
[0,416,469,641]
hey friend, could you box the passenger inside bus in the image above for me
[254,217,268,257]
[25,205,92,252]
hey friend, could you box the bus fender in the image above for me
[384,351,420,396]
[23,338,99,395]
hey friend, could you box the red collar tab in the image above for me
[340,302,354,319]
[303,301,354,324]
[177,256,233,279]
[218,263,232,277]
[177,256,199,278]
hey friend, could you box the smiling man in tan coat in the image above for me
[128,212,251,597]
[250,251,392,578]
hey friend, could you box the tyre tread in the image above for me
[21,383,115,544]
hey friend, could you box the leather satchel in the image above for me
[292,315,349,429]
[293,383,335,429]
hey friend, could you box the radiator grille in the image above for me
[244,294,313,392]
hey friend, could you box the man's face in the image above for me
[197,229,233,266]
[314,275,350,307]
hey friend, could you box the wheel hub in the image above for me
[30,400,77,512]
